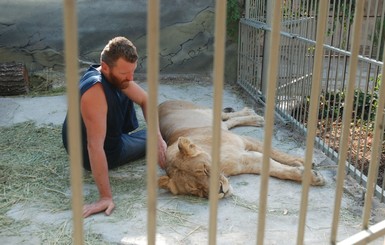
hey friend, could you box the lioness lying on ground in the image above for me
[158,100,325,198]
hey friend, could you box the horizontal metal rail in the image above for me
[240,18,384,66]
[337,219,385,245]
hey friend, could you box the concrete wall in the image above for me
[0,0,238,81]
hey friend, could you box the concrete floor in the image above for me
[1,76,385,244]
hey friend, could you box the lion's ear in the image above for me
[158,176,178,195]
[178,137,199,157]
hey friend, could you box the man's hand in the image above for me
[83,197,115,218]
[158,136,167,169]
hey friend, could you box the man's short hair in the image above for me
[101,36,138,67]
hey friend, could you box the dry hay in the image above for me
[0,122,70,211]
[0,122,71,242]
[0,122,149,244]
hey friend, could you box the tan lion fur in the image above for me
[158,100,325,198]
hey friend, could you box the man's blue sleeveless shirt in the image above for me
[62,65,139,169]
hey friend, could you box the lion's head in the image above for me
[158,137,233,198]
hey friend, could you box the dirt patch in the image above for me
[316,118,385,186]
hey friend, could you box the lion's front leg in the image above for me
[221,107,264,129]
[221,107,256,120]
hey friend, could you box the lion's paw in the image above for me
[254,115,264,127]
[310,170,325,186]
[241,107,256,116]
[289,158,305,167]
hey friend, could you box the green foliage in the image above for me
[293,74,381,124]
[319,90,345,119]
[353,89,378,121]
[318,86,379,122]
[282,0,314,19]
[226,0,241,41]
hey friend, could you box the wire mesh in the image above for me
[237,0,385,243]
[238,0,385,203]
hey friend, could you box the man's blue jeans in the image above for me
[116,129,147,167]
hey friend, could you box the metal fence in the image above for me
[238,0,385,243]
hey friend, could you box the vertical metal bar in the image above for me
[362,38,385,230]
[290,0,296,30]
[299,0,305,36]
[369,0,379,59]
[339,0,348,50]
[350,0,373,182]
[361,0,372,56]
[239,23,245,86]
[62,0,83,244]
[258,0,263,21]
[283,36,291,115]
[328,0,337,47]
[331,0,365,243]
[246,27,250,89]
[345,0,354,52]
[291,38,301,122]
[375,1,385,60]
[260,0,268,23]
[320,0,337,154]
[237,22,242,84]
[299,0,310,123]
[208,1,227,245]
[329,52,342,155]
[361,2,377,179]
[310,0,316,40]
[257,0,282,244]
[296,42,307,124]
[296,1,328,244]
[255,29,264,91]
[283,37,291,115]
[330,0,349,161]
[261,0,273,96]
[251,23,257,89]
[146,1,159,244]
[381,110,385,203]
[246,0,250,19]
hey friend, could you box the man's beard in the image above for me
[107,71,130,90]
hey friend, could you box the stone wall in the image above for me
[0,0,238,81]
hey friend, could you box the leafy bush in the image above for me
[226,0,242,41]
[292,75,381,124]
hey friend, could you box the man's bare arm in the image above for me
[80,83,115,217]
